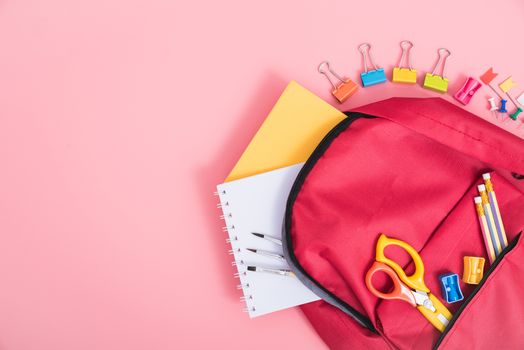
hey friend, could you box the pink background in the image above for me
[0,0,522,349]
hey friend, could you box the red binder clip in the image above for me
[318,61,358,103]
[454,77,482,105]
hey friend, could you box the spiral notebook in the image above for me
[218,81,345,317]
[217,163,320,317]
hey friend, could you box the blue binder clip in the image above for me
[358,43,387,87]
[439,273,464,303]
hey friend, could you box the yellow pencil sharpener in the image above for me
[423,73,449,93]
[392,67,417,84]
[463,256,485,285]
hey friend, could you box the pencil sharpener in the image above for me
[463,256,485,285]
[439,273,464,303]
[454,77,482,105]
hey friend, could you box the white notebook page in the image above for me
[217,163,320,317]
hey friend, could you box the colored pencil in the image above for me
[478,185,502,256]
[483,173,508,249]
[475,196,496,263]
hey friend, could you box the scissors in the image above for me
[365,234,452,332]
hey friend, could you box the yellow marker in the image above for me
[475,197,496,263]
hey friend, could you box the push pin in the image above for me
[510,108,523,121]
[499,99,508,113]
[499,76,522,117]
[488,97,498,111]
[463,256,485,285]
[480,68,504,99]
[439,273,464,303]
[318,61,358,103]
[454,77,482,105]
[358,43,387,87]
[392,40,417,84]
[480,68,507,114]
[499,76,517,94]
[488,97,500,119]
[423,48,451,93]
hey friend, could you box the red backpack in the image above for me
[284,97,524,349]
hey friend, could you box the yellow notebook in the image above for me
[226,81,346,182]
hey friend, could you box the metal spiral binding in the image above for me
[226,236,238,244]
[231,260,244,267]
[216,187,256,315]
[236,282,250,290]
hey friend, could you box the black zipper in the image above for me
[284,112,378,333]
[433,233,521,349]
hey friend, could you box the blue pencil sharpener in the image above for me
[439,273,464,303]
[360,68,387,87]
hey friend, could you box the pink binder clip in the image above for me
[454,77,482,105]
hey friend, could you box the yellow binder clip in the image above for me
[423,48,451,93]
[392,41,417,84]
[463,256,485,285]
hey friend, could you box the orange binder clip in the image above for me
[463,256,485,285]
[318,61,358,103]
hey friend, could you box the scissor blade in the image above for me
[412,290,436,312]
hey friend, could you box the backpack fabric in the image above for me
[283,97,524,350]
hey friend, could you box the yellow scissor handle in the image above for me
[417,293,452,332]
[375,234,429,293]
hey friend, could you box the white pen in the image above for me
[247,266,295,277]
[246,248,286,261]
[251,232,282,246]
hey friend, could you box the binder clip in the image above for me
[318,61,358,103]
[392,40,417,84]
[423,48,451,93]
[463,256,485,285]
[454,77,482,105]
[439,273,464,303]
[358,43,387,87]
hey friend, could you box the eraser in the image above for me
[478,184,486,192]
[474,197,482,204]
[482,173,491,180]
